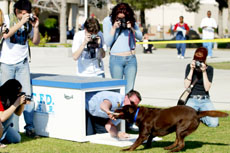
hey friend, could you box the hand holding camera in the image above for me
[191,60,206,72]
[18,92,31,105]
[0,24,9,34]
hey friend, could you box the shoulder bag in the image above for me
[177,78,198,105]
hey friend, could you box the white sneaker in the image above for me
[153,136,163,141]
[129,124,139,132]
[180,56,185,59]
[177,55,181,58]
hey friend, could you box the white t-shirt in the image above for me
[200,17,217,40]
[72,30,105,77]
[0,15,33,64]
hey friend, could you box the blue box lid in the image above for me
[31,73,126,89]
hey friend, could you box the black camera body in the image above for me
[1,23,9,34]
[29,14,36,22]
[19,92,31,101]
[195,61,202,69]
[87,39,99,59]
[118,18,127,29]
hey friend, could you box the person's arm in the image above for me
[100,99,112,115]
[0,95,26,122]
[173,24,178,32]
[185,24,189,35]
[201,64,212,91]
[131,23,143,41]
[184,61,195,88]
[103,17,119,47]
[3,14,29,39]
[31,15,40,45]
[72,32,91,61]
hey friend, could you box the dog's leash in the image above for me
[133,107,140,123]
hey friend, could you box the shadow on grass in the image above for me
[135,140,229,152]
[20,133,48,143]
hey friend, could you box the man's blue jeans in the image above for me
[176,34,186,57]
[109,55,137,94]
[186,97,218,127]
[1,58,35,131]
[203,42,213,57]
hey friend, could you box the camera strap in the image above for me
[0,38,4,52]
[128,30,136,51]
[110,28,122,50]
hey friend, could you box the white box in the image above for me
[19,74,126,142]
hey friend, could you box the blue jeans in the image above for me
[203,42,213,57]
[109,55,137,94]
[176,34,186,57]
[186,97,218,127]
[1,115,21,143]
[1,58,35,131]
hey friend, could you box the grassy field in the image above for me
[208,61,230,70]
[1,111,229,153]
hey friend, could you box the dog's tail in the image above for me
[198,111,229,119]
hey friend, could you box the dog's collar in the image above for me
[133,107,140,123]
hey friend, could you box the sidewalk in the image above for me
[29,46,230,110]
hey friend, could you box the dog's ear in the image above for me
[128,106,135,114]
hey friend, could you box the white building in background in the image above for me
[143,0,221,39]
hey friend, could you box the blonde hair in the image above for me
[0,9,4,26]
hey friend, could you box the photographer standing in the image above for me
[103,3,143,94]
[0,0,40,138]
[72,17,105,77]
[0,79,27,145]
[184,47,218,127]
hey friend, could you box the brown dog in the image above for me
[113,103,228,152]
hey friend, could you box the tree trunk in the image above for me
[218,9,224,38]
[60,0,67,43]
[140,9,147,34]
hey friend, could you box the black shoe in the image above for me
[26,129,39,139]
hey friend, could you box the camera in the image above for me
[0,23,9,34]
[18,92,31,101]
[118,18,127,29]
[87,40,99,59]
[91,34,98,40]
[29,14,36,22]
[195,61,202,69]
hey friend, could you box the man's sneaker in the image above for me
[129,124,139,132]
[26,129,39,138]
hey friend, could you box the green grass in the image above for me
[208,61,230,70]
[2,111,229,153]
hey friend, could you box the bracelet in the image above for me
[186,78,191,81]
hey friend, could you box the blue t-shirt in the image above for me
[87,91,124,118]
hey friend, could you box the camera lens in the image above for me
[29,14,36,22]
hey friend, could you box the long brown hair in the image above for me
[110,3,136,27]
[0,9,4,26]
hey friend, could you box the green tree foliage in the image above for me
[44,18,57,29]
[113,0,200,28]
